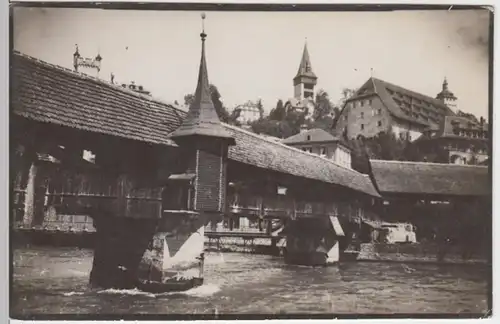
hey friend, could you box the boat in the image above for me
[135,230,206,294]
[340,249,360,262]
[136,277,204,294]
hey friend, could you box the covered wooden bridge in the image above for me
[11,25,380,289]
[369,160,491,260]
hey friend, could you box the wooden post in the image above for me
[23,162,38,227]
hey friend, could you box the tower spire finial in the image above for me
[168,11,234,143]
[201,12,206,41]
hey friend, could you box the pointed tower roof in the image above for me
[294,41,317,81]
[169,14,234,143]
[436,77,457,100]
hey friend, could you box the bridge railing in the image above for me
[204,225,264,233]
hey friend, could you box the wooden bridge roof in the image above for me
[370,160,490,197]
[11,51,380,197]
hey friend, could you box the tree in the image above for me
[314,89,334,121]
[339,88,357,107]
[269,99,286,121]
[284,103,308,135]
[228,107,242,127]
[310,90,337,132]
[249,119,293,139]
[208,84,230,123]
[184,94,195,107]
[256,99,265,120]
[346,137,371,174]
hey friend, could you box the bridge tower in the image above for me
[88,14,234,290]
[168,12,235,219]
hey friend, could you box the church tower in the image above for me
[436,77,458,112]
[293,41,317,100]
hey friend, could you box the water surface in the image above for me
[11,247,489,317]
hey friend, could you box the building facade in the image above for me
[333,77,457,142]
[415,115,489,165]
[233,101,262,124]
[282,128,352,169]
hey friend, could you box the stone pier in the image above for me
[284,216,344,266]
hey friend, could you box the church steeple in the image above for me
[293,40,317,101]
[294,41,316,80]
[169,13,234,142]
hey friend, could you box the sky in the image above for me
[13,7,490,118]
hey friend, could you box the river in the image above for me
[11,247,489,318]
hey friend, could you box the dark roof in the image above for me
[436,78,457,100]
[11,51,380,197]
[370,160,490,197]
[438,115,488,138]
[12,51,184,146]
[347,77,456,128]
[294,42,317,81]
[168,31,233,142]
[226,125,379,196]
[282,128,340,145]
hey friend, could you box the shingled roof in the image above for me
[225,124,379,196]
[282,128,340,145]
[11,51,184,146]
[346,77,456,128]
[11,51,380,197]
[370,160,490,197]
[437,115,489,139]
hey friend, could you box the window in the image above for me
[361,124,365,130]
[360,112,364,119]
[377,108,382,115]
[369,99,373,106]
[360,100,365,107]
[307,135,311,141]
[377,121,382,127]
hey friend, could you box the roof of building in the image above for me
[370,160,490,197]
[11,51,380,197]
[436,78,457,100]
[343,77,456,128]
[438,115,488,138]
[282,128,340,145]
[294,42,317,81]
[12,51,183,147]
[168,31,234,142]
[225,125,379,196]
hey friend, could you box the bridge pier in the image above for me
[284,217,344,266]
[89,215,157,289]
